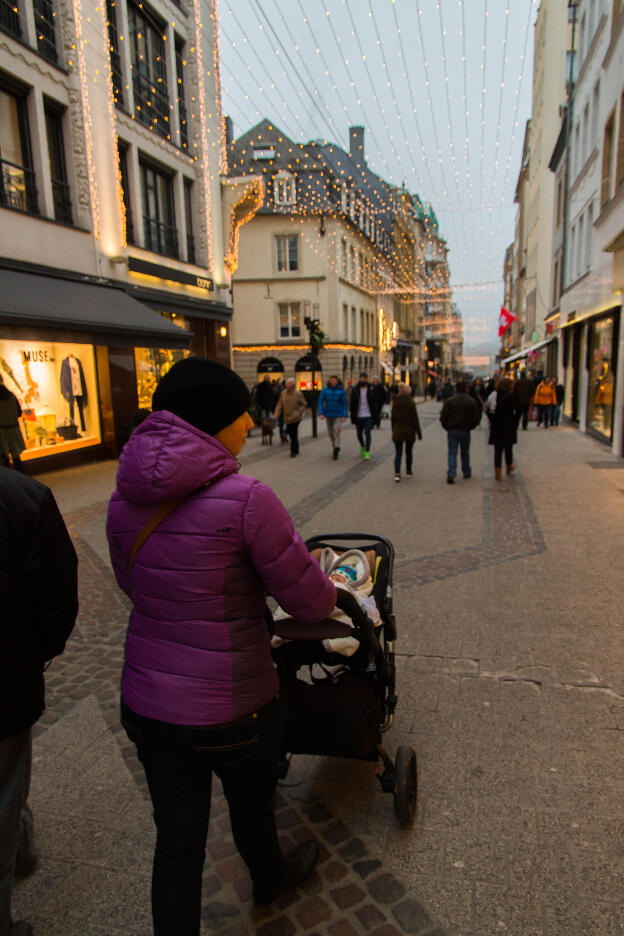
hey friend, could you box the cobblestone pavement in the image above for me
[13,403,624,935]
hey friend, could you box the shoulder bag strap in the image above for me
[128,482,210,572]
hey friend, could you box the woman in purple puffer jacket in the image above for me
[107,358,336,935]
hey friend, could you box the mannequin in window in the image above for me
[60,355,88,432]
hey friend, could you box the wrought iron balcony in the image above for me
[143,215,178,259]
[0,159,38,215]
[0,0,21,37]
[51,178,72,225]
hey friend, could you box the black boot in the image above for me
[333,447,339,460]
[253,840,319,906]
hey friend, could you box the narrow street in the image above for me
[13,403,624,936]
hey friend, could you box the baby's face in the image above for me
[330,572,350,585]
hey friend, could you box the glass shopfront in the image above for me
[0,339,100,459]
[135,347,189,409]
[586,314,617,442]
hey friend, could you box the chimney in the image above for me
[349,126,365,164]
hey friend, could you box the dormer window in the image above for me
[254,146,275,161]
[274,171,296,206]
[340,182,348,213]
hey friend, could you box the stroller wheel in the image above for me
[393,745,417,827]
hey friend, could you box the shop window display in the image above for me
[587,317,615,440]
[0,341,100,458]
[135,347,189,410]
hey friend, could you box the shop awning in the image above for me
[380,361,395,375]
[501,337,555,365]
[0,268,191,348]
[128,285,232,322]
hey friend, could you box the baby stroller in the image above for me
[272,532,417,827]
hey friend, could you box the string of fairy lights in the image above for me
[218,0,537,343]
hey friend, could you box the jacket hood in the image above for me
[115,411,239,505]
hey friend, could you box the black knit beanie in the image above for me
[151,356,251,436]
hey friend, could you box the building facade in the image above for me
[0,0,236,468]
[226,120,448,394]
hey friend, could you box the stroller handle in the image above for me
[304,532,394,590]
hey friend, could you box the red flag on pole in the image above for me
[498,306,518,337]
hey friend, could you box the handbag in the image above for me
[56,420,80,440]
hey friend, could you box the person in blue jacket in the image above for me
[318,375,348,460]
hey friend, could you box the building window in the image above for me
[184,177,194,263]
[552,257,560,307]
[555,175,563,228]
[128,0,170,140]
[106,0,124,108]
[140,159,178,258]
[278,302,301,338]
[341,237,347,276]
[253,145,275,160]
[349,245,356,280]
[585,201,593,270]
[340,183,347,213]
[44,101,72,224]
[175,35,188,150]
[33,0,57,63]
[276,234,298,272]
[616,88,624,191]
[582,101,590,167]
[592,80,600,145]
[359,251,364,286]
[612,0,622,36]
[0,0,21,37]
[118,142,134,245]
[351,306,356,342]
[274,172,296,206]
[0,82,37,215]
[601,108,615,208]
[343,303,348,339]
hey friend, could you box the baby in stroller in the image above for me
[271,547,381,657]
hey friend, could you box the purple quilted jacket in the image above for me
[106,411,336,726]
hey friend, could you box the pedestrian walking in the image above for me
[370,376,388,429]
[107,358,336,933]
[513,372,534,430]
[469,377,487,410]
[1,468,78,936]
[534,376,557,428]
[552,379,564,425]
[318,375,348,459]
[0,377,26,471]
[439,379,454,402]
[426,377,437,401]
[349,372,377,459]
[486,377,521,479]
[273,378,308,457]
[439,380,481,484]
[391,383,422,482]
[255,374,278,421]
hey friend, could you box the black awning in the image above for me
[127,285,232,322]
[0,268,191,348]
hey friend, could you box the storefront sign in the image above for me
[128,257,214,292]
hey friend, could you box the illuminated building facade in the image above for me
[0,0,235,467]
[226,119,438,392]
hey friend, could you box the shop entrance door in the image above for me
[571,327,581,422]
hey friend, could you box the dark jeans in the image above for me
[551,404,561,426]
[121,696,285,936]
[355,416,372,452]
[286,421,300,455]
[394,440,414,474]
[0,731,31,936]
[536,404,551,427]
[518,403,530,430]
[494,444,514,468]
[447,429,471,479]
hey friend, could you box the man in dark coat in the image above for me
[349,373,379,459]
[487,377,522,478]
[513,373,534,430]
[370,377,388,429]
[439,380,482,484]
[0,469,78,936]
[254,376,278,421]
